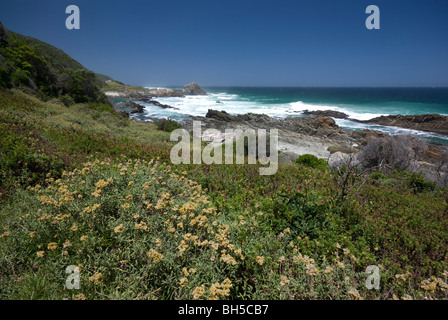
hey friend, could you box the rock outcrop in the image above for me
[183,82,207,95]
[367,114,448,135]
[147,88,185,98]
[302,109,349,119]
[144,99,179,110]
[202,109,368,143]
[147,82,207,97]
[183,109,387,161]
[120,101,145,114]
[115,82,207,99]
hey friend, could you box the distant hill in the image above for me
[0,21,111,104]
[95,73,115,83]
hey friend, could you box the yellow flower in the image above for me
[80,235,88,242]
[337,261,345,269]
[421,279,437,293]
[29,231,36,238]
[192,285,205,300]
[179,277,188,287]
[70,224,78,232]
[75,294,86,300]
[91,190,101,198]
[89,273,103,284]
[83,206,92,214]
[395,273,407,282]
[348,288,363,300]
[36,251,45,258]
[178,240,189,255]
[306,263,320,276]
[92,203,101,211]
[147,249,164,263]
[280,275,290,286]
[47,242,58,251]
[324,266,334,274]
[220,254,237,265]
[114,224,125,233]
[256,256,264,265]
[63,240,72,248]
[134,221,148,231]
[121,203,130,209]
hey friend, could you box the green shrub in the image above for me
[296,154,328,170]
[0,66,10,88]
[10,69,30,86]
[395,171,436,193]
[274,189,335,239]
[59,94,75,107]
[154,118,183,132]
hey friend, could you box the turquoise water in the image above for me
[130,87,448,144]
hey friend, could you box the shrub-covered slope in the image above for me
[0,21,108,104]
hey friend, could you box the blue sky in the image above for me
[1,0,447,87]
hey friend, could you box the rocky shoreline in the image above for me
[183,109,387,164]
[302,110,448,136]
[107,83,448,139]
[106,84,448,174]
[181,109,448,183]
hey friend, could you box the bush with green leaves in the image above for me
[154,118,183,132]
[273,189,335,239]
[295,154,328,170]
[394,171,436,193]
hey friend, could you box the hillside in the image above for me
[0,25,447,301]
[0,21,108,104]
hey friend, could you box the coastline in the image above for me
[104,82,448,144]
[104,82,448,183]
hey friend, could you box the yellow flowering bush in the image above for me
[0,158,245,299]
[1,154,447,300]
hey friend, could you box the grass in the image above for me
[0,88,448,300]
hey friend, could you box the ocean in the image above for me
[129,87,448,144]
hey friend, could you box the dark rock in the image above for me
[203,110,348,141]
[145,99,179,110]
[183,82,207,95]
[206,109,234,122]
[349,128,386,145]
[147,88,185,98]
[120,101,145,113]
[367,114,448,135]
[302,109,349,119]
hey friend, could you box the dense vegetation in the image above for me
[0,24,447,300]
[1,88,447,300]
[0,23,108,104]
